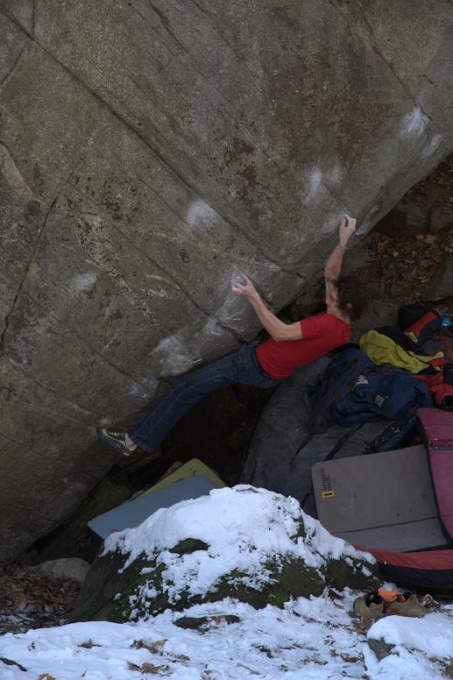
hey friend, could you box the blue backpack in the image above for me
[310,348,432,433]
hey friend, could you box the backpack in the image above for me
[362,304,453,410]
[332,367,432,426]
[309,348,432,433]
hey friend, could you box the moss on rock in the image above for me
[72,542,376,623]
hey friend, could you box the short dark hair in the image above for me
[335,274,367,321]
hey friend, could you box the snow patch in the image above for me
[369,612,453,658]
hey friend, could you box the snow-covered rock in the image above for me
[72,486,379,622]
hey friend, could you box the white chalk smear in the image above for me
[320,211,349,235]
[401,107,429,138]
[152,334,198,376]
[128,383,153,400]
[70,272,97,293]
[355,221,374,236]
[186,199,218,229]
[305,168,323,203]
[202,316,224,338]
[421,132,443,158]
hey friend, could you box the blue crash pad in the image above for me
[88,473,220,541]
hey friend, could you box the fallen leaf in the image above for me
[132,638,166,654]
[141,662,169,674]
[128,662,141,671]
[79,639,100,649]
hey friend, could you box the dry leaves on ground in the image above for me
[0,564,80,635]
[363,230,453,307]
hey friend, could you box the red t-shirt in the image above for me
[255,313,351,380]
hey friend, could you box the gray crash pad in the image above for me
[312,444,447,552]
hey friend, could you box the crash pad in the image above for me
[240,356,415,516]
[88,458,226,541]
[418,408,453,543]
[312,444,448,552]
[139,457,226,496]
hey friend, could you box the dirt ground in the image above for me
[359,151,453,314]
[0,564,80,635]
[362,229,453,308]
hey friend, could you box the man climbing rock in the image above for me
[96,215,366,456]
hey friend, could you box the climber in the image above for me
[96,215,366,456]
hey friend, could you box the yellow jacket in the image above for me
[359,329,443,374]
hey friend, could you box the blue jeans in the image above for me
[129,346,280,452]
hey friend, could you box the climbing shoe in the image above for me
[96,426,135,456]
[354,588,434,622]
[353,592,384,622]
[384,593,430,618]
